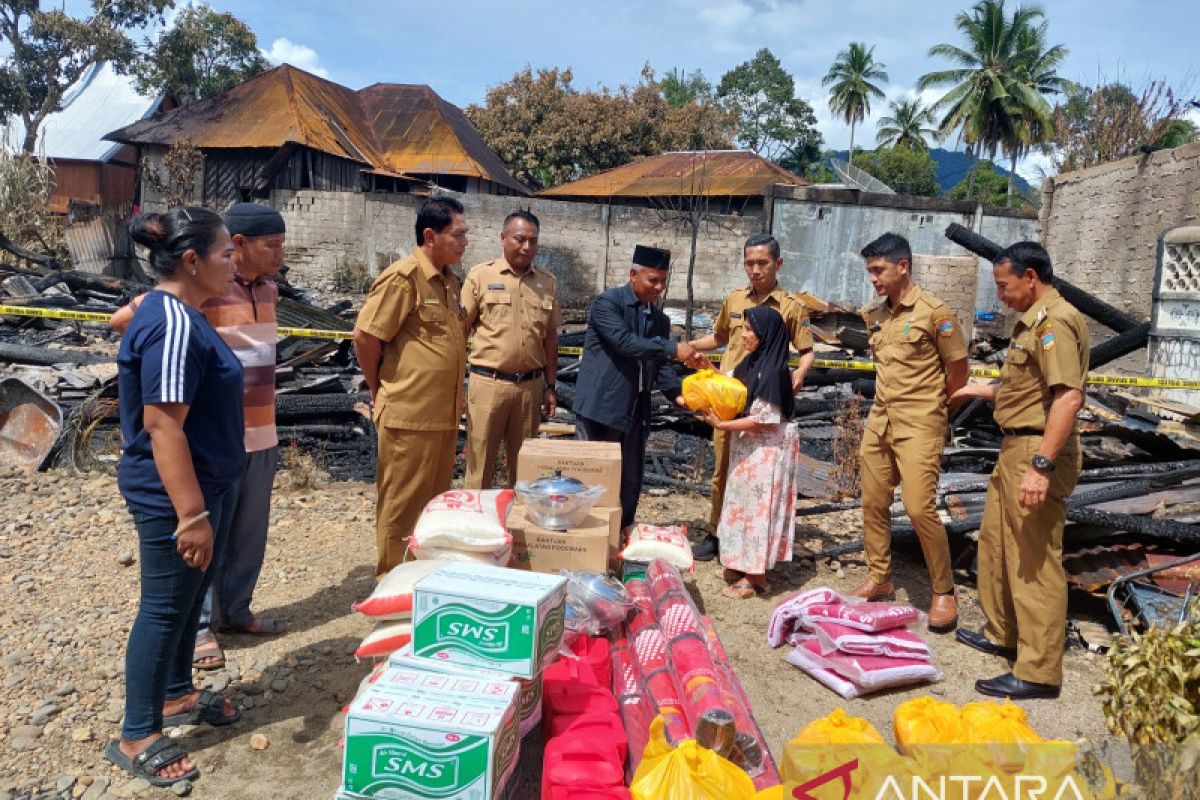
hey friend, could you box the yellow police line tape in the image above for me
[5,303,1199,390]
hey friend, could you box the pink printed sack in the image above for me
[801,601,920,633]
[766,587,843,648]
[807,620,931,660]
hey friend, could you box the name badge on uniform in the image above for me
[422,298,440,305]
[487,283,505,290]
[729,311,743,319]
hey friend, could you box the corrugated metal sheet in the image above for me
[64,216,115,274]
[537,150,807,198]
[7,63,163,162]
[359,84,528,195]
[105,65,528,195]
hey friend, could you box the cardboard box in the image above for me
[516,439,622,509]
[389,644,544,738]
[412,562,567,679]
[507,504,621,574]
[342,682,518,799]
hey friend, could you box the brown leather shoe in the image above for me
[847,579,895,600]
[928,593,958,633]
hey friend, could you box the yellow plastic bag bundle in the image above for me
[962,699,1043,772]
[791,708,886,745]
[893,697,965,754]
[682,370,747,420]
[785,710,917,800]
[630,716,758,800]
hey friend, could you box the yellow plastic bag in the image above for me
[791,708,886,745]
[962,699,1043,771]
[631,716,758,800]
[893,697,965,754]
[682,369,747,420]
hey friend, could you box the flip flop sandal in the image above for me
[191,632,224,671]
[222,616,286,636]
[722,579,768,600]
[105,737,199,788]
[163,689,241,728]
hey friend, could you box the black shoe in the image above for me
[975,672,1060,700]
[692,534,719,561]
[956,628,1018,659]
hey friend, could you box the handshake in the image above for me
[674,341,716,371]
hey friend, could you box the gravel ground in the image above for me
[0,464,1126,800]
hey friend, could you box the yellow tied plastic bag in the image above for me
[893,696,965,754]
[682,370,747,420]
[631,716,759,800]
[962,699,1043,772]
[791,708,886,745]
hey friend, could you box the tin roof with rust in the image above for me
[105,65,528,194]
[537,150,807,198]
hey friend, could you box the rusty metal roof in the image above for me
[104,65,528,194]
[537,150,807,198]
[359,84,528,195]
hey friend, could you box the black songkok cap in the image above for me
[224,203,286,237]
[632,245,670,271]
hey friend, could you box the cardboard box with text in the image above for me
[507,505,621,574]
[516,439,622,509]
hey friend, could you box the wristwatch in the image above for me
[1031,454,1055,472]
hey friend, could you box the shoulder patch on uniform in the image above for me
[934,315,955,338]
[1038,322,1056,351]
[800,317,810,329]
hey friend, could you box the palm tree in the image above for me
[823,42,888,165]
[918,0,1066,205]
[876,98,940,150]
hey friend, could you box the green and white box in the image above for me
[389,644,543,737]
[342,683,519,799]
[412,562,567,679]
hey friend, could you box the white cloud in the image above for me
[264,38,329,78]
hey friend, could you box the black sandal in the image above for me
[162,689,241,728]
[105,737,199,787]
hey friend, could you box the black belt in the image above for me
[1000,427,1044,437]
[469,365,544,383]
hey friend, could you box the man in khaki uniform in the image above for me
[686,233,815,560]
[462,210,562,488]
[953,241,1088,700]
[354,196,469,578]
[852,233,969,633]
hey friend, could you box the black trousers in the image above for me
[575,394,649,530]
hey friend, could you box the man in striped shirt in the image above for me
[112,203,288,668]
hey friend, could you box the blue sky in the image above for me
[165,1,1200,179]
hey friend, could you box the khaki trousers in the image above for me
[859,419,954,594]
[374,426,457,578]
[977,434,1079,686]
[709,428,731,530]
[464,372,542,489]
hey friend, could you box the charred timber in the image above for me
[0,341,111,366]
[943,223,1142,334]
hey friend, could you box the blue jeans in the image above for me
[199,446,279,633]
[122,490,234,740]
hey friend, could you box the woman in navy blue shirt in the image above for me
[106,208,246,787]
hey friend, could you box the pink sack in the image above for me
[795,640,940,691]
[802,601,920,633]
[785,645,867,700]
[808,620,932,661]
[767,587,843,647]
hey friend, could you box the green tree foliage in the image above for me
[465,65,735,191]
[876,97,939,150]
[1046,79,1198,172]
[660,68,711,108]
[822,42,888,162]
[716,47,823,170]
[134,4,269,104]
[854,147,940,196]
[0,0,173,154]
[918,0,1068,206]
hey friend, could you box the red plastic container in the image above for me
[541,735,625,799]
[570,635,613,687]
[545,711,628,761]
[543,679,618,727]
[544,787,631,800]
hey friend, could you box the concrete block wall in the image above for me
[911,254,980,337]
[1039,140,1200,374]
[271,189,760,307]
